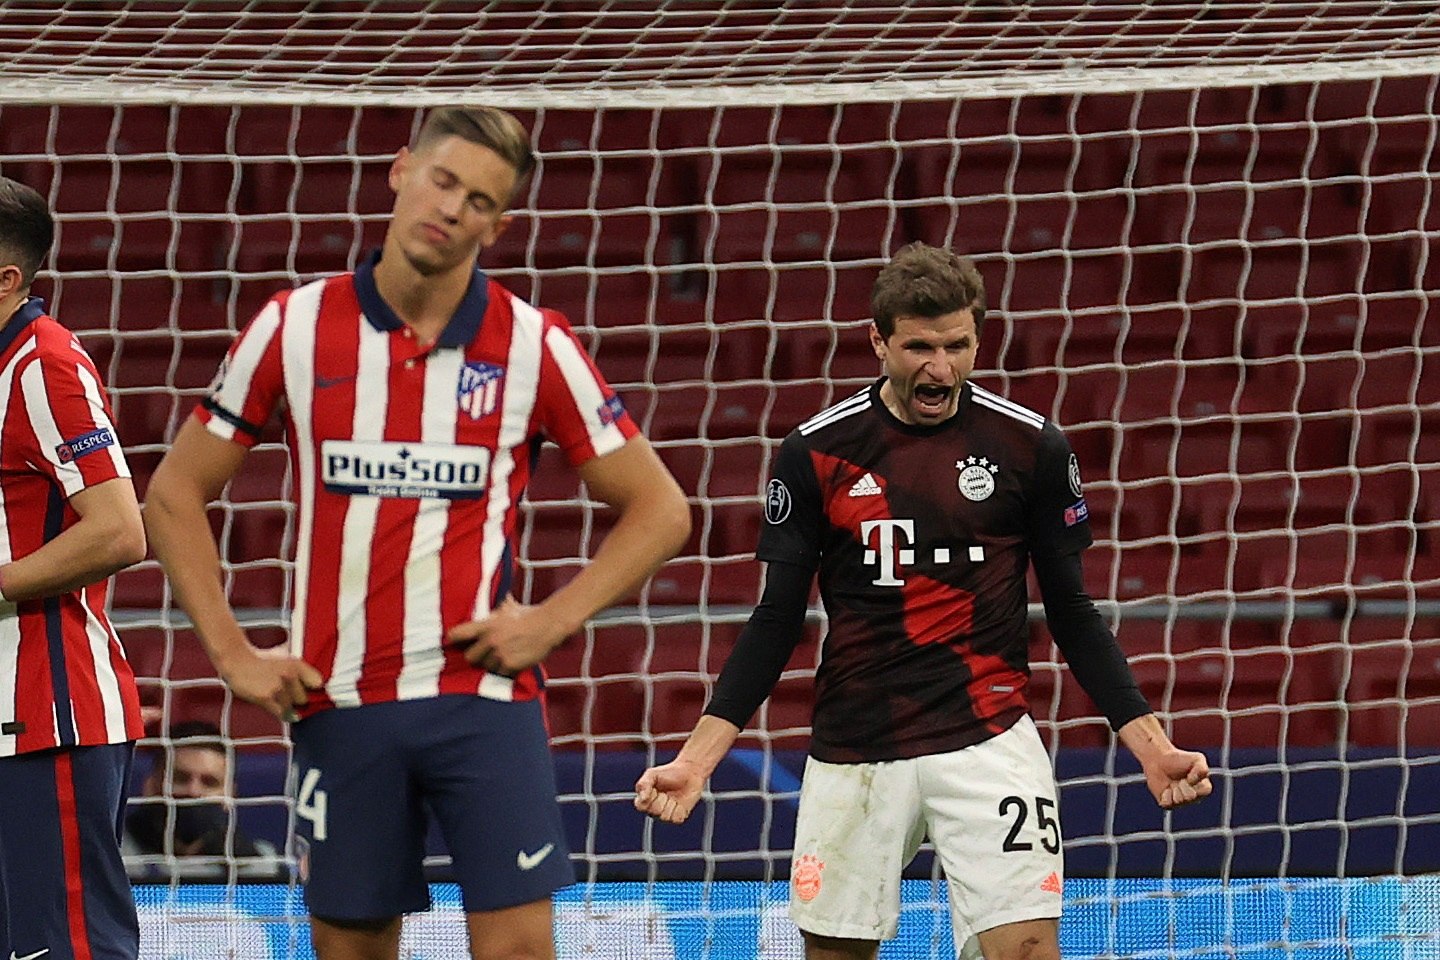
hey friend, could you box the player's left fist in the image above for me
[1147,748,1213,809]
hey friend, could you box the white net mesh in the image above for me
[5,2,1439,957]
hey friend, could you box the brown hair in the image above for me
[870,242,986,339]
[413,106,535,202]
[0,176,54,289]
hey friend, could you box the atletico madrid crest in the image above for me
[457,362,505,419]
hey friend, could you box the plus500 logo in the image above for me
[320,440,490,500]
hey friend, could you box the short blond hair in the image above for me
[413,106,535,202]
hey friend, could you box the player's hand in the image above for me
[1143,747,1213,809]
[449,598,567,675]
[634,759,706,824]
[219,645,324,723]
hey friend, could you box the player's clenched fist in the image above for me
[634,759,706,824]
[1147,748,1213,810]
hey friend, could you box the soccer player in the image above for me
[143,107,691,960]
[0,177,148,960]
[634,243,1212,960]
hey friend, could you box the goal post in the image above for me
[4,3,1439,957]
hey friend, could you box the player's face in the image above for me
[151,747,228,800]
[386,135,517,276]
[872,309,979,426]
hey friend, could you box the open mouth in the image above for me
[912,382,953,415]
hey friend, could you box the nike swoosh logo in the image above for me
[12,949,50,960]
[315,374,357,389]
[516,842,555,871]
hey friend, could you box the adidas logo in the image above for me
[1039,871,1062,895]
[848,473,882,497]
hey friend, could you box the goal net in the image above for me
[4,2,1439,957]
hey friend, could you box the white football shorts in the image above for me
[788,715,1064,952]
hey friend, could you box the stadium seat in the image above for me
[1128,644,1339,748]
[1187,242,1363,303]
[697,265,878,325]
[1026,662,1111,750]
[523,154,684,268]
[228,104,409,159]
[167,684,284,742]
[910,194,1129,257]
[907,136,1108,210]
[697,145,902,264]
[775,324,879,385]
[988,252,1127,315]
[242,159,395,217]
[1342,638,1440,747]
[657,441,770,503]
[225,218,383,277]
[526,268,704,328]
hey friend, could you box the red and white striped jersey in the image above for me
[0,298,144,757]
[196,254,639,715]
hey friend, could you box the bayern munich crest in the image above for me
[957,456,999,502]
[457,361,505,419]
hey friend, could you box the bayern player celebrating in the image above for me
[144,108,690,960]
[635,243,1212,960]
[0,177,147,960]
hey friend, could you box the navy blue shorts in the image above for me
[0,743,137,960]
[290,695,574,920]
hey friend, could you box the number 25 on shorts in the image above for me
[999,795,1060,854]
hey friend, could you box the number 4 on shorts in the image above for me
[297,767,329,842]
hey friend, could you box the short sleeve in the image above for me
[1026,423,1094,559]
[534,309,638,467]
[195,297,287,448]
[755,431,825,568]
[16,340,130,498]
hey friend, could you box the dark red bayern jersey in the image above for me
[758,379,1093,763]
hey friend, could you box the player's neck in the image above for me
[0,292,25,333]
[371,254,472,345]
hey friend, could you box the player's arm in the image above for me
[450,434,691,674]
[635,558,813,824]
[1032,549,1212,809]
[143,417,322,720]
[0,477,144,602]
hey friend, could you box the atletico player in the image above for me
[0,177,147,960]
[144,108,690,960]
[635,243,1211,960]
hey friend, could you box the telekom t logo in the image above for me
[861,519,915,586]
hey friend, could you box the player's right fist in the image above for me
[634,760,706,824]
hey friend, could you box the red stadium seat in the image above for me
[228,104,410,159]
[242,160,395,217]
[1342,638,1440,747]
[1129,643,1339,748]
[775,324,879,384]
[697,147,902,264]
[225,218,382,277]
[1026,663,1111,750]
[697,265,878,325]
[657,441,770,503]
[910,194,1128,257]
[1186,242,1363,303]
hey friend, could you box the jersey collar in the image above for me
[0,296,48,357]
[353,249,489,349]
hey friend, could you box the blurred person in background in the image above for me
[123,720,280,879]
